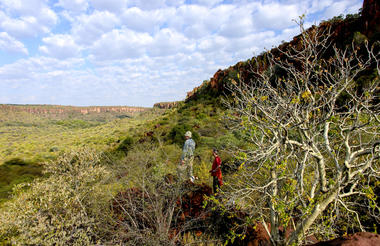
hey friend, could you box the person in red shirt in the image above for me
[209,148,223,193]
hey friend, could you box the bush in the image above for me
[168,124,200,146]
[3,158,28,166]
[0,149,113,245]
[0,159,42,202]
[54,119,99,129]
[117,136,135,153]
[196,112,207,120]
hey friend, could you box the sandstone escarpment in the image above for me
[153,101,180,109]
[0,104,149,116]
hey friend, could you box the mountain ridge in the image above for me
[186,0,379,101]
[0,104,150,116]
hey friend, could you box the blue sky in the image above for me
[0,0,362,107]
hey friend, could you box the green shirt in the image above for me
[181,138,195,160]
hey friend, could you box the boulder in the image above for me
[310,232,380,246]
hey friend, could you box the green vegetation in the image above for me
[1,10,379,245]
[0,98,234,245]
[0,81,378,244]
[0,108,164,202]
[0,159,43,203]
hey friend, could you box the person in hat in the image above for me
[209,148,223,193]
[179,131,196,182]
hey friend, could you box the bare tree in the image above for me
[110,141,215,246]
[223,19,380,245]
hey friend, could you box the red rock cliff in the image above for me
[153,101,180,109]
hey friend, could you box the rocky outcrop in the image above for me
[311,232,380,246]
[0,104,149,115]
[153,101,180,109]
[362,0,380,38]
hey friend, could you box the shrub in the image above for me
[196,112,207,120]
[3,158,28,166]
[0,159,42,202]
[0,149,112,245]
[117,136,134,153]
[168,124,200,146]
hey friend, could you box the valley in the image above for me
[0,1,379,244]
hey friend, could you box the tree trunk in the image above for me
[286,187,339,245]
[270,167,280,244]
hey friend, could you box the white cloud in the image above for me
[198,35,227,53]
[39,34,81,59]
[168,5,208,32]
[128,0,167,10]
[322,0,361,20]
[90,0,128,13]
[219,7,254,38]
[148,28,193,57]
[56,0,88,13]
[310,0,333,13]
[0,0,57,38]
[0,0,364,106]
[0,0,47,16]
[192,0,224,7]
[0,55,189,106]
[2,12,57,38]
[166,4,234,38]
[226,31,276,53]
[0,56,84,83]
[38,7,58,26]
[183,24,210,39]
[252,2,301,31]
[72,11,120,45]
[0,32,28,54]
[205,4,235,31]
[165,0,185,7]
[91,28,153,60]
[121,7,173,33]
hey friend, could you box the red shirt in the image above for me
[211,156,222,177]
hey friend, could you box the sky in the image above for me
[0,0,362,107]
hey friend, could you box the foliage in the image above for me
[0,149,113,245]
[3,11,378,246]
[53,119,101,129]
[117,136,135,153]
[111,173,184,245]
[0,108,163,204]
[223,19,380,245]
[0,109,157,164]
[169,123,200,146]
[0,159,42,203]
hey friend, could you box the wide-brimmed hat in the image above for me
[185,131,192,138]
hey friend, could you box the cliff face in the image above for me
[186,0,379,101]
[362,0,380,38]
[153,101,180,109]
[0,105,149,116]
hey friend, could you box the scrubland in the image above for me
[0,96,242,245]
[1,10,379,245]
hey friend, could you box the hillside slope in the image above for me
[186,0,379,101]
[0,1,379,245]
